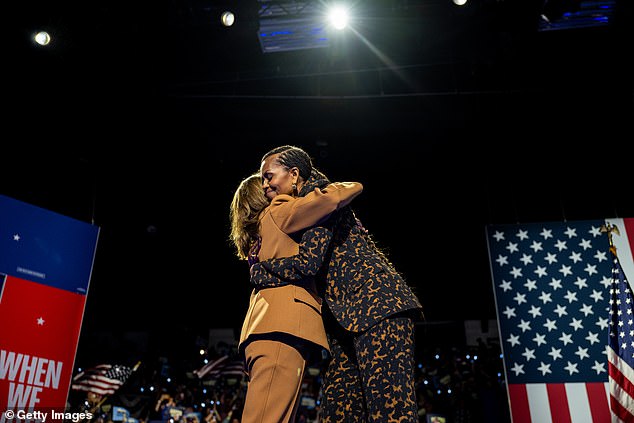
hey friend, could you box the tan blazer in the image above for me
[239,182,363,352]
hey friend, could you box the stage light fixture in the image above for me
[538,0,617,31]
[221,10,236,27]
[34,31,51,46]
[328,5,349,30]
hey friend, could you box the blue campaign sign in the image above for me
[0,194,100,294]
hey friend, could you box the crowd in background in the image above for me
[69,334,511,423]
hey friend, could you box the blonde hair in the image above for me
[229,172,269,260]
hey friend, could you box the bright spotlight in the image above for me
[221,11,235,27]
[328,6,349,30]
[34,31,51,46]
[453,0,468,5]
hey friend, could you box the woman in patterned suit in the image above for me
[251,145,424,423]
[230,170,362,423]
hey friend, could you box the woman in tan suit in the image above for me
[229,169,362,423]
[252,145,423,423]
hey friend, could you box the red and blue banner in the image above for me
[0,194,99,416]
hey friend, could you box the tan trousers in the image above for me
[242,339,307,423]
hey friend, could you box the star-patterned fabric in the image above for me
[487,220,612,384]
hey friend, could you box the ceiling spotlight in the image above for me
[328,6,349,30]
[221,11,235,27]
[34,31,51,46]
[453,0,468,5]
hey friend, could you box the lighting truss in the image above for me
[257,0,330,53]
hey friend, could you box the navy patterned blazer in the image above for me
[250,178,423,333]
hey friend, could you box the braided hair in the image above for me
[262,145,399,272]
[261,145,313,182]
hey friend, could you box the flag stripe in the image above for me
[566,382,592,423]
[610,394,634,423]
[508,384,532,423]
[511,382,611,422]
[195,355,229,378]
[71,364,133,396]
[194,355,244,379]
[587,382,611,423]
[608,358,634,422]
[527,384,553,423]
[609,383,634,423]
[72,384,118,396]
[608,355,634,400]
[547,383,571,423]
[73,378,122,389]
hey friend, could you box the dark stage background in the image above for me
[5,0,633,364]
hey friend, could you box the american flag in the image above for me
[194,355,245,379]
[486,218,634,423]
[71,363,135,395]
[607,219,634,422]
